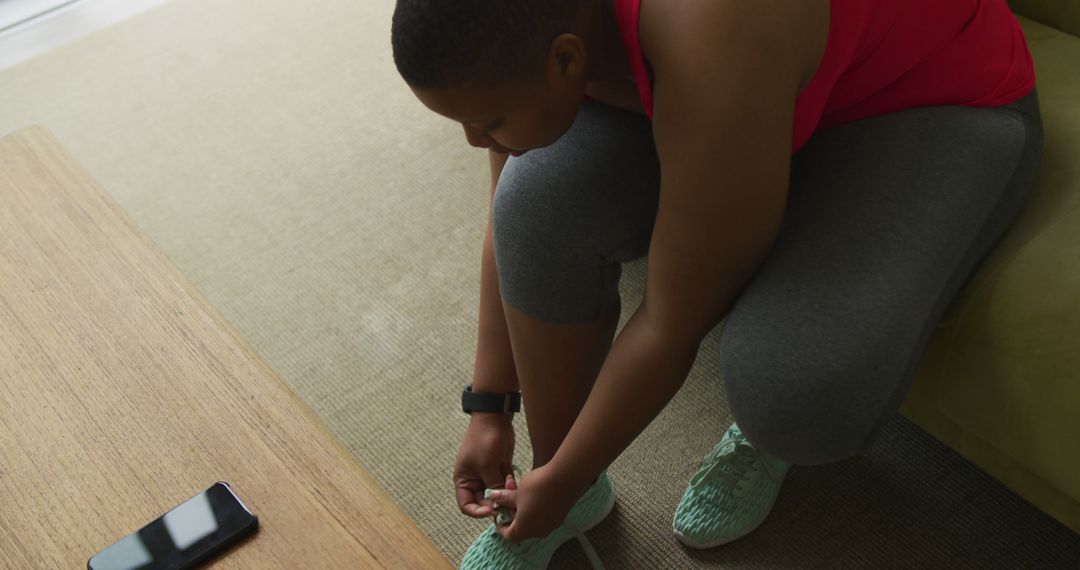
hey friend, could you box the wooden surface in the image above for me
[0,126,452,569]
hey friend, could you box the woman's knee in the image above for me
[720,327,897,466]
[491,104,659,323]
[491,161,618,322]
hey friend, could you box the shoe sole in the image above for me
[671,476,784,550]
[536,487,616,569]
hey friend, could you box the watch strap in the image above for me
[462,384,521,414]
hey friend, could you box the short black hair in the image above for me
[391,0,582,88]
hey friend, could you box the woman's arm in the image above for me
[544,0,813,494]
[470,150,518,396]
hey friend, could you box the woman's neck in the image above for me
[584,0,632,82]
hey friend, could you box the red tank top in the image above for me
[613,0,1036,154]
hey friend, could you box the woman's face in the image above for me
[412,77,583,156]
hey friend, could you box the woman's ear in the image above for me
[547,33,587,79]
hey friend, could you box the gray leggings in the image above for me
[492,90,1044,465]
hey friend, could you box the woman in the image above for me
[391,0,1042,566]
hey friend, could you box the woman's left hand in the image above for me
[488,463,585,543]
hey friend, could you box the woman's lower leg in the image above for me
[503,301,620,469]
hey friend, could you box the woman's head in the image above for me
[391,0,595,153]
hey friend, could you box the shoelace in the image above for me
[486,529,603,570]
[690,442,762,492]
[488,528,604,570]
[567,524,604,570]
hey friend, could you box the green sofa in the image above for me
[901,0,1080,535]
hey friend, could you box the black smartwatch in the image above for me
[461,384,522,414]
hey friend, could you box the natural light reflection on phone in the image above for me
[163,490,219,549]
[87,533,152,570]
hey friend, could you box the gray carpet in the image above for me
[1,0,1077,567]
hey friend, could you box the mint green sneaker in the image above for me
[673,422,790,548]
[459,471,614,569]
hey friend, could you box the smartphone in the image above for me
[88,481,259,570]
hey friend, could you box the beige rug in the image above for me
[1,0,1077,567]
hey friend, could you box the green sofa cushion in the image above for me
[1009,0,1080,38]
[903,15,1080,534]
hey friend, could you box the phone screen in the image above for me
[88,482,258,570]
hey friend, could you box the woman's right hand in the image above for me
[454,412,516,519]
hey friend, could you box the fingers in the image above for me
[486,473,518,531]
[492,496,517,542]
[456,472,516,519]
[486,487,517,512]
[455,469,501,518]
[497,517,521,542]
[456,486,495,518]
[482,467,508,493]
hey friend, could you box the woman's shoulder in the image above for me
[637,0,828,94]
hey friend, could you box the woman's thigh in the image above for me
[493,102,660,324]
[719,91,1044,465]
